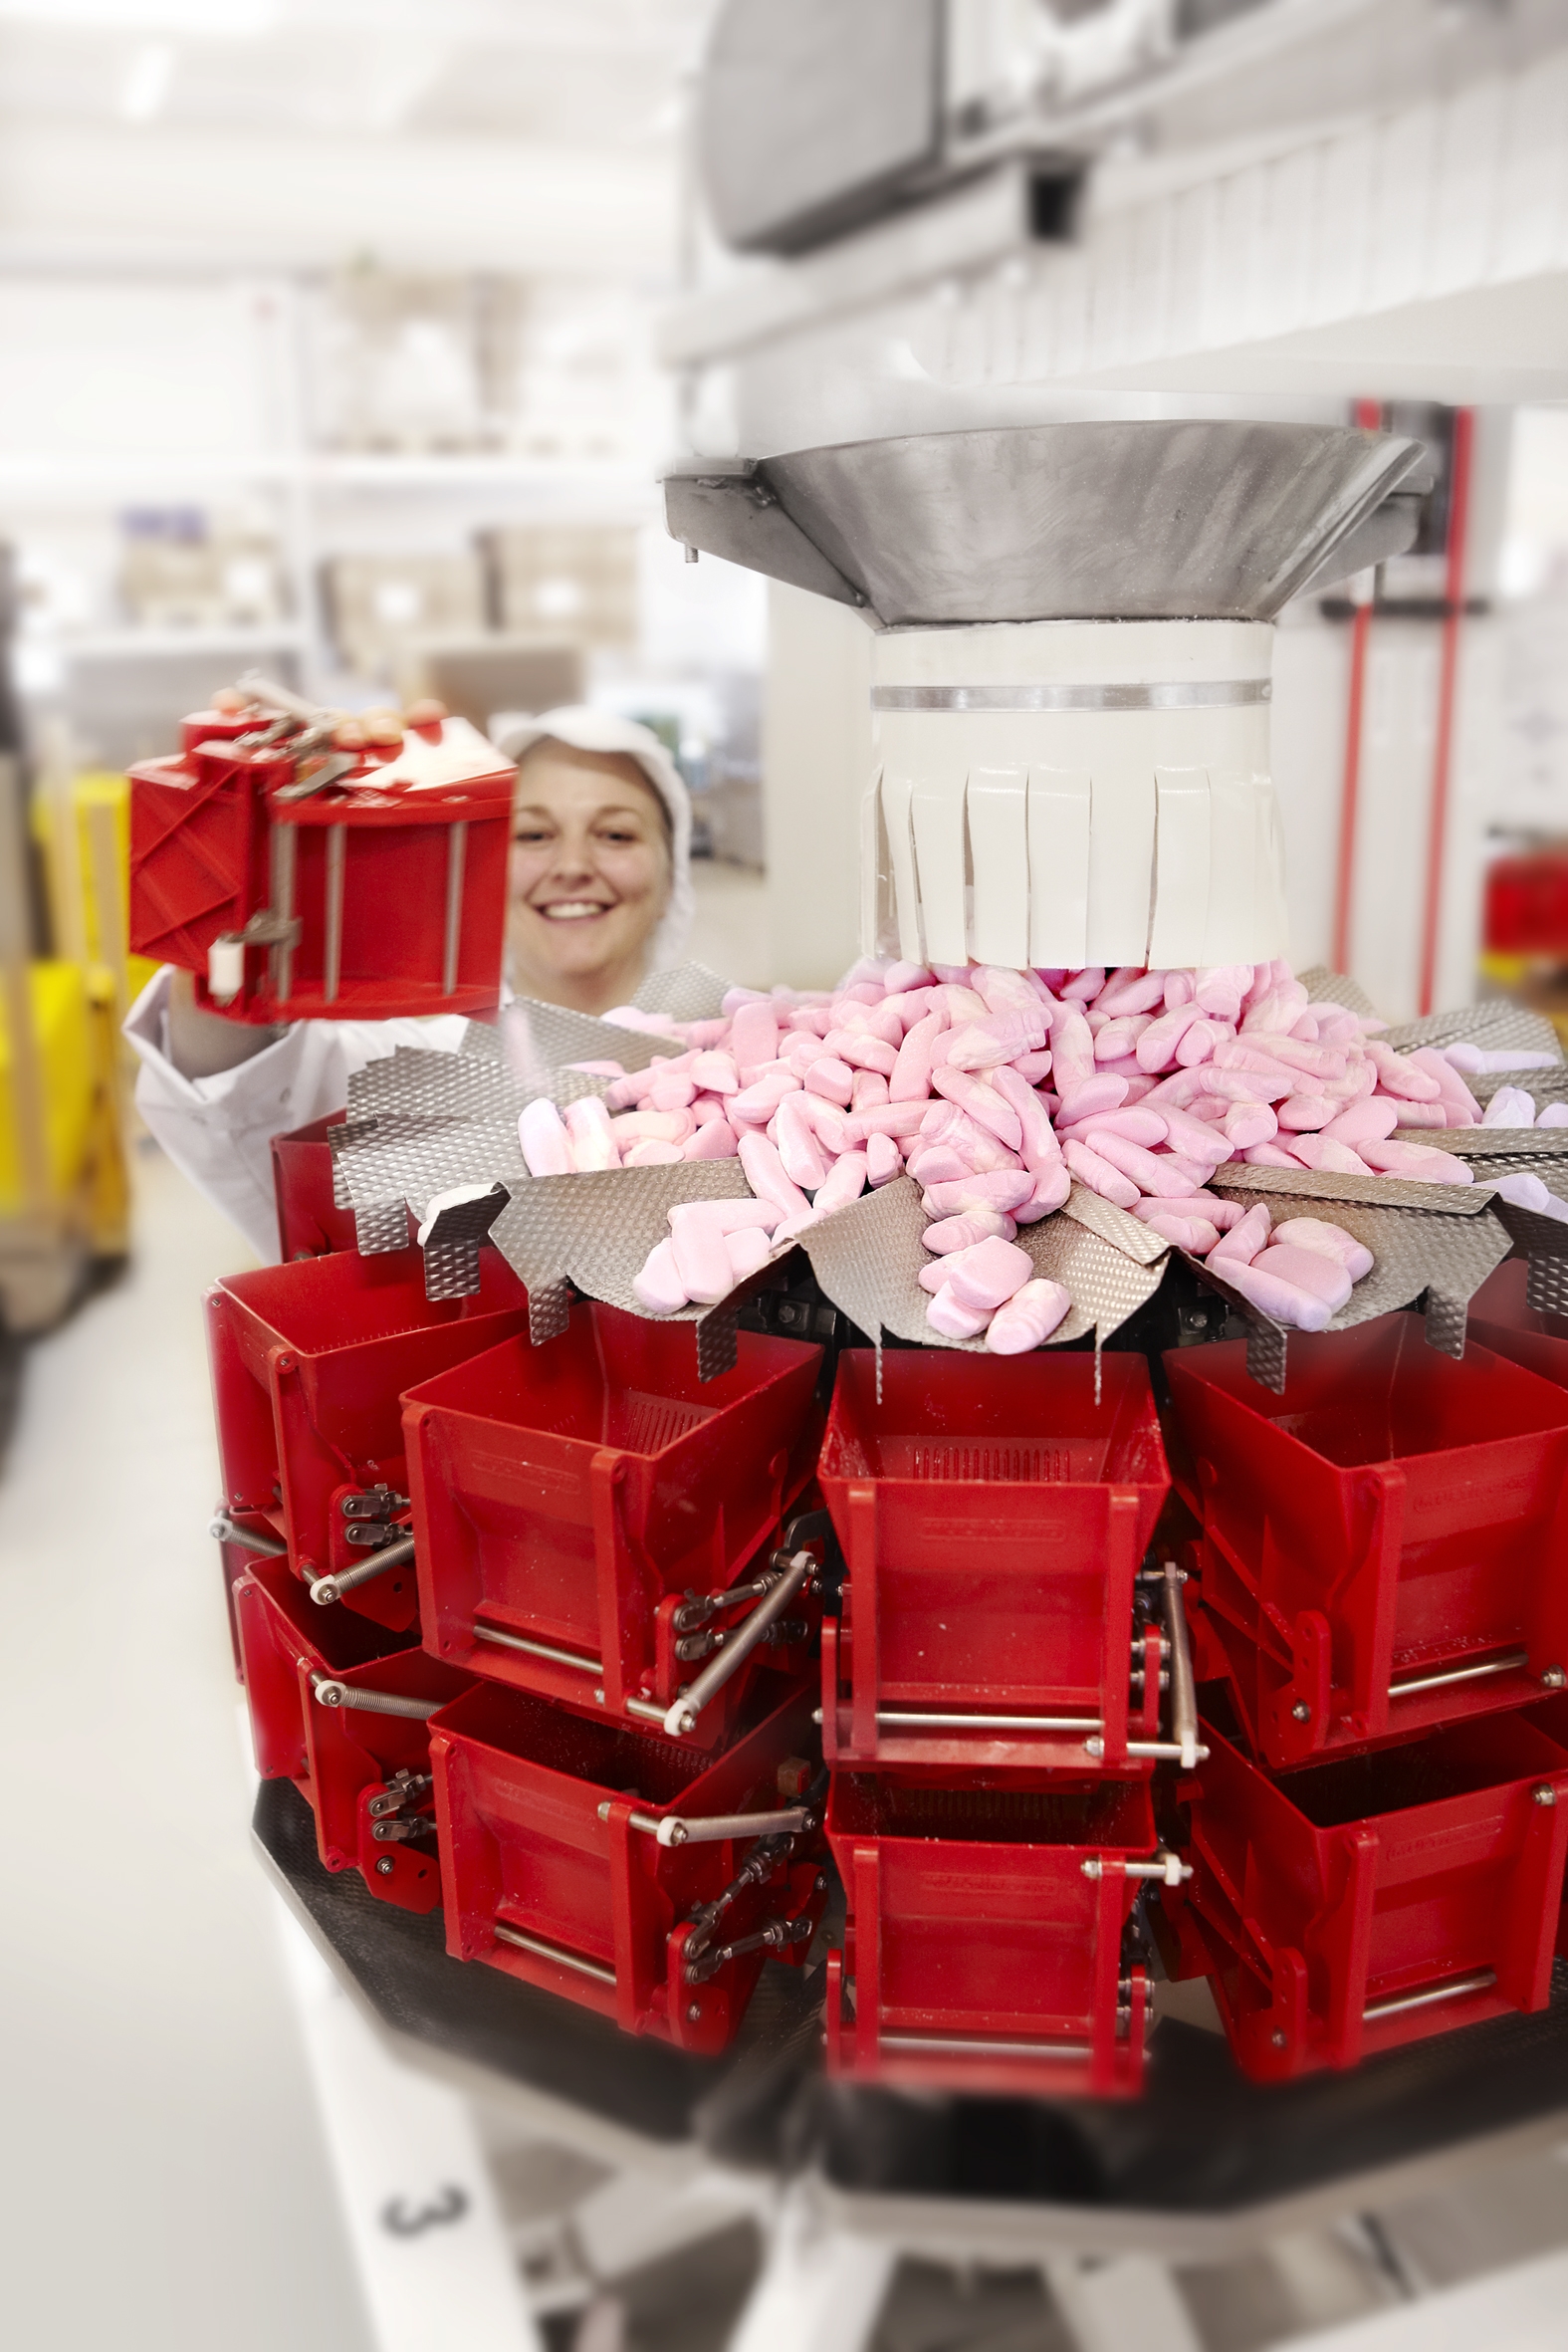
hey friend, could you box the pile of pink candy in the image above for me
[514,956,1484,1345]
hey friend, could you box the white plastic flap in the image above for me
[1253,781,1290,961]
[879,770,924,964]
[967,766,1029,967]
[1149,767,1213,969]
[1202,772,1263,962]
[1026,768,1090,968]
[860,766,894,957]
[1085,768,1157,966]
[910,767,970,967]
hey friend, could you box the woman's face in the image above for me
[508,741,672,1012]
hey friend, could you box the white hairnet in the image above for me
[488,705,694,974]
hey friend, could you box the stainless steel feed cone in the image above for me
[664,420,1430,625]
[665,421,1430,970]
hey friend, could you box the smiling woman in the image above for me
[494,706,695,1016]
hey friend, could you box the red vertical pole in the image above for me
[1418,405,1475,1018]
[1331,398,1385,978]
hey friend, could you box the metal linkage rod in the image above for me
[660,1551,814,1739]
[210,1513,288,1558]
[310,1530,416,1607]
[311,1674,442,1722]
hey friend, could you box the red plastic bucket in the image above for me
[1166,1314,1568,1766]
[824,1772,1164,2097]
[404,1302,822,1731]
[1179,1709,1568,2080]
[817,1349,1171,1772]
[208,1245,530,1632]
[432,1674,823,2053]
[235,1557,468,1913]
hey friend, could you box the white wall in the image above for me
[0,275,292,462]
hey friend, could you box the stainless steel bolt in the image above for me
[1271,2029,1287,2048]
[1534,1784,1558,1806]
[375,1857,394,1876]
[687,2002,702,2022]
[1291,1702,1311,1722]
[1543,1667,1566,1690]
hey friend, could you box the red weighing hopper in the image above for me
[403,1303,822,1739]
[208,1245,531,1633]
[1468,1249,1568,1397]
[271,1114,357,1262]
[432,1676,824,2054]
[1176,1710,1568,2081]
[816,1349,1173,1773]
[1166,1314,1568,1767]
[824,1772,1168,2097]
[235,1556,469,1915]
[129,704,515,1023]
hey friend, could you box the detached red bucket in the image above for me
[404,1303,822,1737]
[431,1677,824,2054]
[208,1246,530,1634]
[129,706,514,1024]
[824,1774,1169,2096]
[1180,1711,1568,2081]
[816,1350,1173,1773]
[1166,1314,1568,1767]
[235,1557,469,1914]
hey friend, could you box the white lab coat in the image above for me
[124,964,468,1263]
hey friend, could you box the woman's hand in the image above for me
[209,685,447,750]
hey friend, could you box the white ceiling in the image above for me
[0,0,715,272]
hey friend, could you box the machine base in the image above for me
[256,1776,1568,2233]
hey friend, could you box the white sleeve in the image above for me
[123,966,469,1263]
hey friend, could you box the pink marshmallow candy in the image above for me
[926,1283,991,1339]
[633,1239,689,1315]
[943,1236,1034,1313]
[813,1150,869,1215]
[987,1278,1072,1353]
[1258,1241,1353,1313]
[922,1170,1036,1218]
[563,1095,621,1171]
[865,1132,903,1186]
[1271,1217,1374,1282]
[923,1211,1017,1253]
[1210,1203,1272,1267]
[519,1097,574,1178]
[738,1131,809,1217]
[1061,1139,1139,1210]
[1218,1255,1334,1332]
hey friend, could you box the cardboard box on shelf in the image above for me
[322,553,487,681]
[479,526,640,650]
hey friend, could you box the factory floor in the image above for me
[0,1143,373,2352]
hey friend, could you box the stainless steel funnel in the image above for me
[664,420,1430,626]
[663,421,1433,972]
